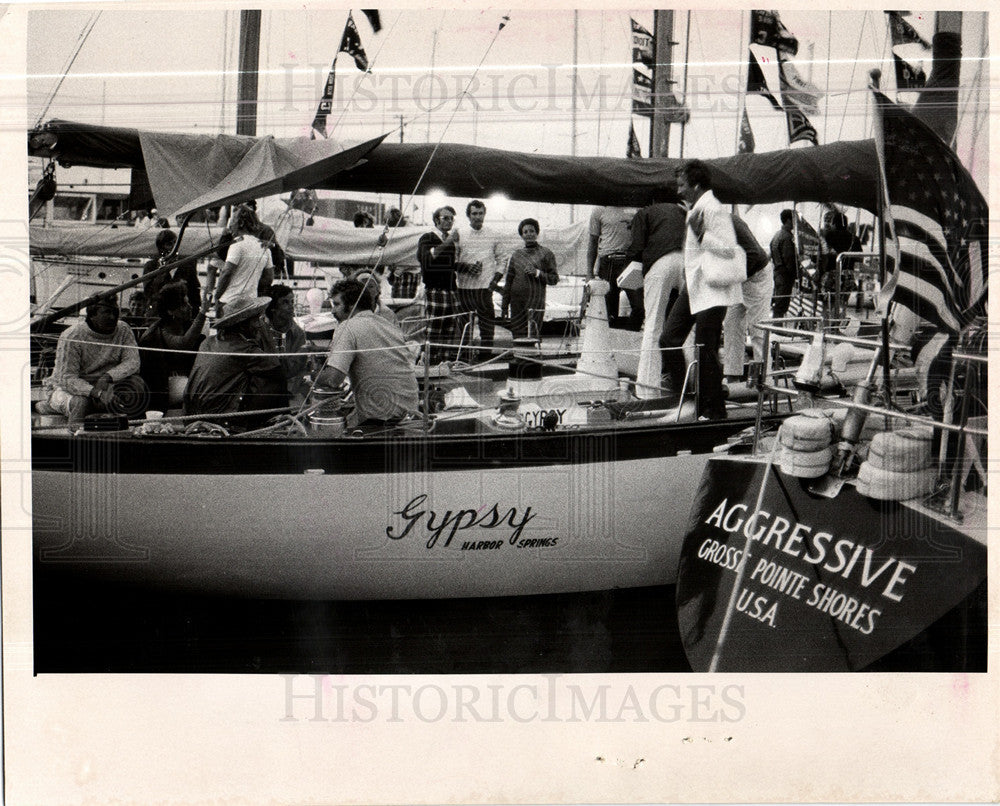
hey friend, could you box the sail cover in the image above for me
[140,131,388,217]
[31,119,881,212]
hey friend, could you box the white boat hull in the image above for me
[33,450,712,600]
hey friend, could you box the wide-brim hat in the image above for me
[215,295,271,329]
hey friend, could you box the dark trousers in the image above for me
[454,287,497,347]
[659,287,727,417]
[772,269,795,317]
[598,253,644,329]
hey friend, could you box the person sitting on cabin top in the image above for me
[183,294,288,428]
[265,284,313,398]
[37,296,147,425]
[315,278,419,428]
[142,228,201,314]
[139,281,210,412]
[211,206,274,316]
[416,205,462,364]
[501,218,558,340]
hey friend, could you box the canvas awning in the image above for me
[30,119,882,212]
[142,131,388,217]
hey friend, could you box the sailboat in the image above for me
[25,10,985,638]
[672,11,989,672]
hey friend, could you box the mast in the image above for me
[649,10,674,157]
[236,10,261,136]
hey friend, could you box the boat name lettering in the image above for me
[523,409,566,427]
[704,499,915,602]
[387,494,537,549]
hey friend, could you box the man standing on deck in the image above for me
[416,206,461,364]
[142,228,201,313]
[660,160,742,421]
[769,209,798,317]
[624,194,687,398]
[587,205,640,329]
[455,200,505,358]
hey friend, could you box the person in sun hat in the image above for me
[183,294,287,426]
[37,295,147,426]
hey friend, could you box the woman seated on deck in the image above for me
[138,281,209,412]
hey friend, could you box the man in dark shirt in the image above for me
[769,209,797,317]
[184,295,288,428]
[624,198,687,398]
[416,206,461,364]
[142,229,201,313]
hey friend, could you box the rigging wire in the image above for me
[35,11,103,127]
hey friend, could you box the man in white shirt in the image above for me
[454,199,505,356]
[660,160,742,420]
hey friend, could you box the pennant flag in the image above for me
[750,10,798,57]
[778,59,821,115]
[631,18,654,68]
[311,12,371,137]
[631,68,654,118]
[874,89,988,336]
[892,54,927,90]
[785,103,818,145]
[747,49,782,111]
[737,108,755,153]
[339,12,370,71]
[886,10,930,48]
[886,11,930,91]
[627,124,642,159]
[361,9,382,33]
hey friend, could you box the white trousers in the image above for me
[636,252,685,399]
[723,264,773,377]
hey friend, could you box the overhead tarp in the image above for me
[30,215,593,276]
[31,119,882,211]
[141,131,388,217]
[29,222,224,259]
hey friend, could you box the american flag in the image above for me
[874,90,989,335]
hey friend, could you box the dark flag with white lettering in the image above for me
[873,89,988,334]
[750,9,798,56]
[631,18,654,68]
[675,457,986,671]
[737,108,755,154]
[784,102,818,146]
[627,123,642,159]
[311,12,371,137]
[886,11,930,91]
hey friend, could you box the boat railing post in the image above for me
[751,328,772,454]
[944,353,974,519]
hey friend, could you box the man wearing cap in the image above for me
[184,295,288,426]
[37,296,146,425]
[316,278,419,428]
